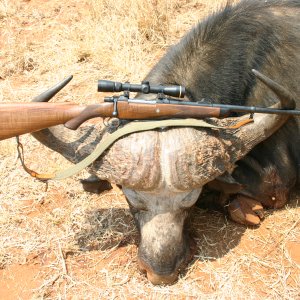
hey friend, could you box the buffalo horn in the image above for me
[252,69,295,109]
[32,75,73,102]
[235,70,296,159]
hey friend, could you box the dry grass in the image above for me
[0,0,299,299]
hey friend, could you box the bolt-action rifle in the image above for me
[0,69,299,141]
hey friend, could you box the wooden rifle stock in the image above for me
[0,102,86,141]
[0,101,226,141]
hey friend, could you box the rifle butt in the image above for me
[0,103,86,141]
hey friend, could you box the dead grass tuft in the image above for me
[0,0,299,299]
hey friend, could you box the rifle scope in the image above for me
[98,80,185,98]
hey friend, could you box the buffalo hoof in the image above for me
[228,195,264,226]
[80,176,112,194]
[146,270,178,285]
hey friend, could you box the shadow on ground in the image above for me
[74,203,247,264]
[73,186,300,272]
[75,207,139,252]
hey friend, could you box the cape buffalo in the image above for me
[31,0,300,285]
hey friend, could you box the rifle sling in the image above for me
[17,118,253,181]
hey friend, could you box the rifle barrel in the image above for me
[125,98,300,115]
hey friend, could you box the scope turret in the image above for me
[98,80,185,98]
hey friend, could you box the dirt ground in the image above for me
[0,0,299,299]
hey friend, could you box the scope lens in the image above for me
[163,86,185,98]
[98,80,123,92]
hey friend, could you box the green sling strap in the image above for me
[17,118,253,181]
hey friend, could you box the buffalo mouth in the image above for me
[137,257,179,285]
[137,233,197,285]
